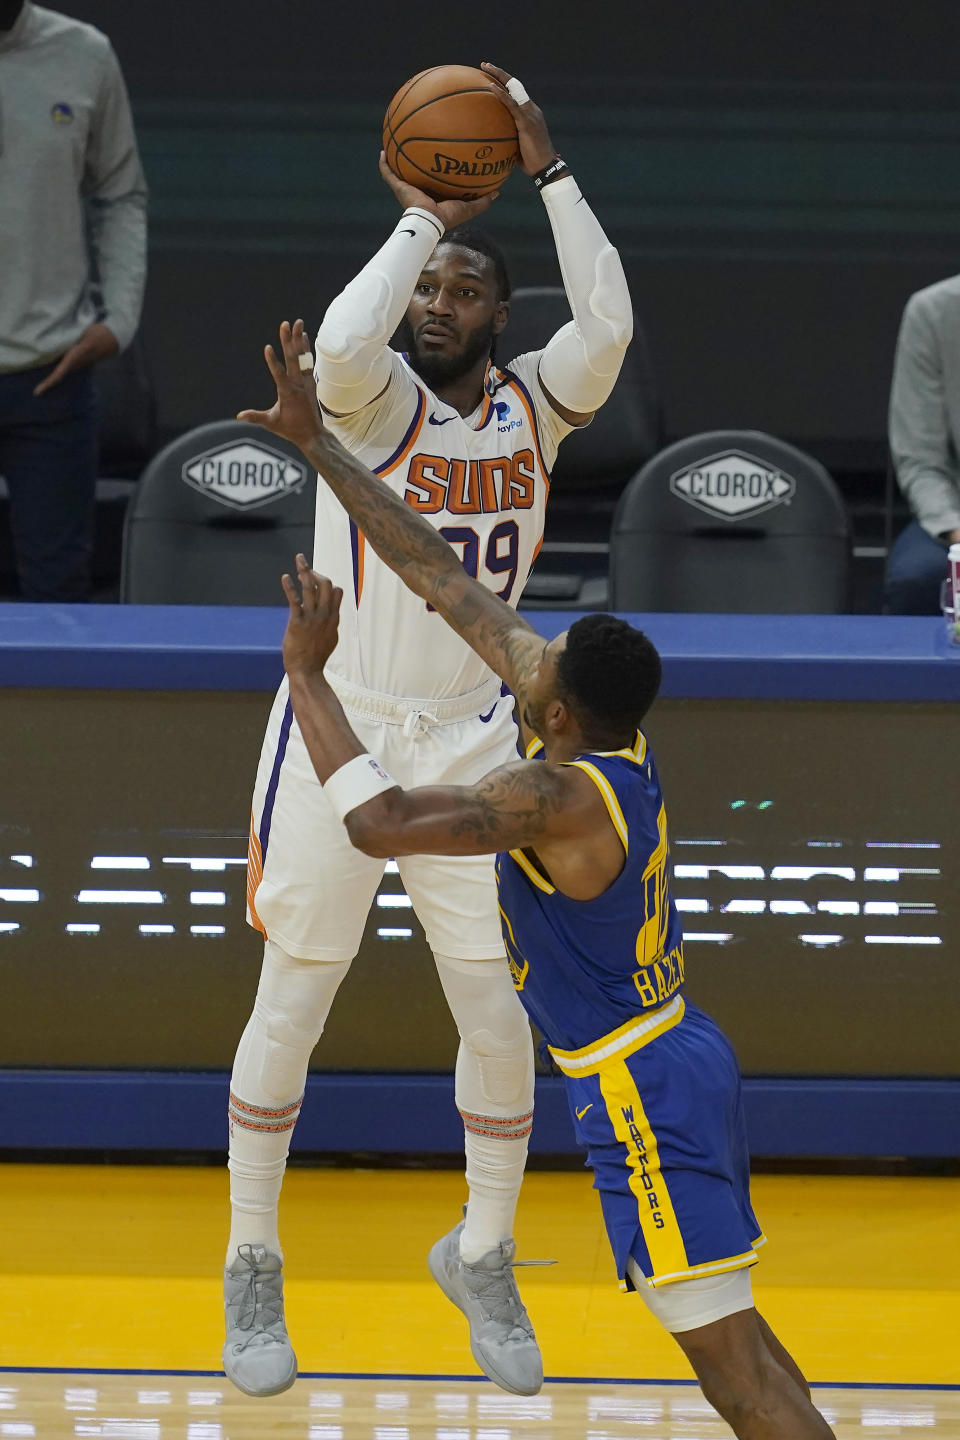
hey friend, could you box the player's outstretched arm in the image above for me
[345,759,591,859]
[481,61,633,428]
[280,555,594,859]
[314,155,500,418]
[240,321,545,704]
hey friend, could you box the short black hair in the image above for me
[439,224,512,303]
[555,613,662,741]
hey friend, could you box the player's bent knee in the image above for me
[461,1026,533,1108]
[461,996,532,1053]
[251,941,353,1098]
[257,1008,320,1100]
[433,953,534,1109]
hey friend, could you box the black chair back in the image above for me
[500,286,662,490]
[609,430,850,612]
[120,421,315,604]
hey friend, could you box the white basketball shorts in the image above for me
[246,674,518,963]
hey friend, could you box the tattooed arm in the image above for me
[279,558,605,866]
[289,658,596,860]
[347,760,592,858]
[239,319,545,705]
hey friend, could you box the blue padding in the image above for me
[1,1071,957,1157]
[0,604,956,698]
[0,603,287,692]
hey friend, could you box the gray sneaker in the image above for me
[428,1219,544,1395]
[222,1244,297,1397]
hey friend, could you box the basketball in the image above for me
[383,64,520,202]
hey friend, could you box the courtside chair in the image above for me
[504,286,663,609]
[120,420,315,605]
[609,429,851,613]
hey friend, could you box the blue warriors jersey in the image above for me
[495,732,686,1054]
[496,735,764,1291]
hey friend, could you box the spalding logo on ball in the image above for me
[383,64,520,202]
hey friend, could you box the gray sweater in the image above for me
[889,274,960,540]
[0,2,147,371]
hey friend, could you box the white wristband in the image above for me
[323,753,399,822]
[402,205,445,240]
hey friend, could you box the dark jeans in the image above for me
[0,363,98,601]
[883,520,950,616]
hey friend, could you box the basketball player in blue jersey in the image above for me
[224,64,633,1399]
[236,321,838,1440]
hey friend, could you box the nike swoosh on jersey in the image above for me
[428,414,455,426]
[478,703,498,723]
[575,1104,593,1120]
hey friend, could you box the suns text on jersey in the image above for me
[403,449,536,514]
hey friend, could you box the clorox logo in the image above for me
[669,450,795,521]
[181,441,307,512]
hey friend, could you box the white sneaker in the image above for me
[222,1244,297,1397]
[428,1219,544,1396]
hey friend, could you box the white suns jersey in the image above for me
[314,348,572,700]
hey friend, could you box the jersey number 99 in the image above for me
[426,521,520,610]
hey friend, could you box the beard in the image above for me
[403,318,496,392]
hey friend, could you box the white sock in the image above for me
[460,1106,531,1263]
[227,1093,300,1260]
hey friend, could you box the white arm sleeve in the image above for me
[538,174,633,415]
[314,207,444,415]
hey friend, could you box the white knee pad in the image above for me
[434,953,535,1112]
[234,939,352,1102]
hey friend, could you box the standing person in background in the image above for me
[884,276,960,615]
[224,64,632,1400]
[0,0,147,601]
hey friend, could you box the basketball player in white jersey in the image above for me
[224,62,633,1398]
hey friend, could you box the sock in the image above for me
[460,1095,532,1263]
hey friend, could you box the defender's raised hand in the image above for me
[480,63,557,175]
[281,553,343,680]
[238,319,325,454]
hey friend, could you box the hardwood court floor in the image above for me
[1,1374,957,1439]
[0,1163,956,1436]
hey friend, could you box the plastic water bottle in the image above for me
[948,543,960,645]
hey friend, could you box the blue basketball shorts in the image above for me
[554,999,765,1290]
